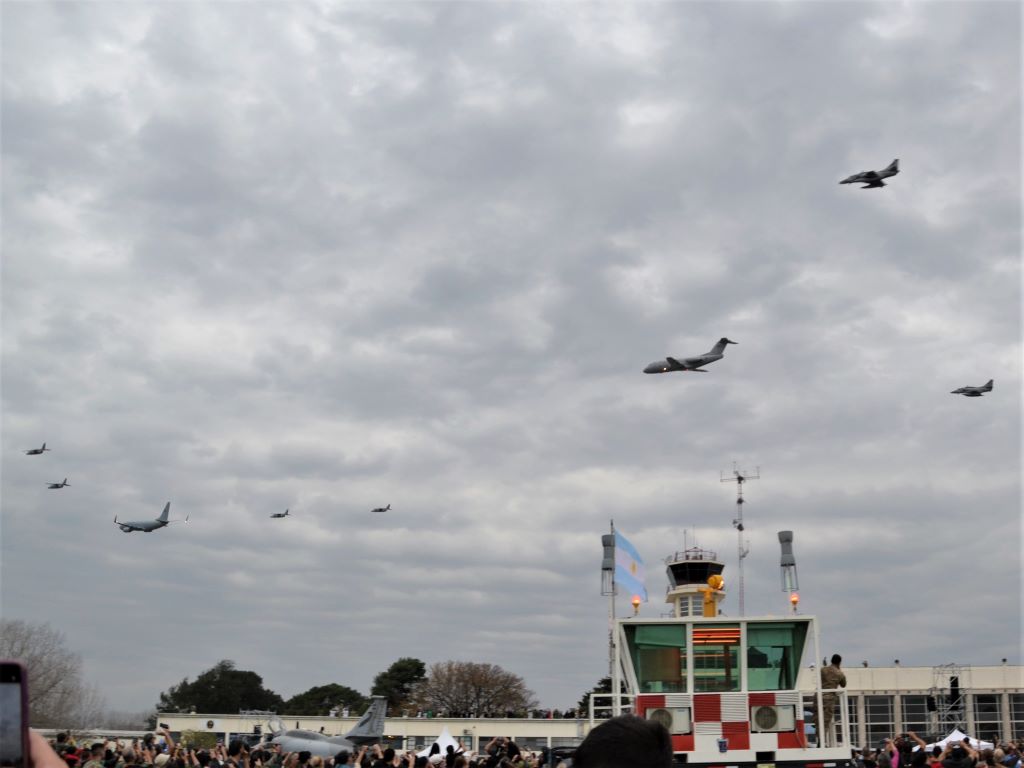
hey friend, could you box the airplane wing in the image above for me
[666,356,689,370]
[862,179,885,188]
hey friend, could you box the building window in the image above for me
[901,695,930,735]
[865,695,894,746]
[693,624,741,692]
[624,624,688,693]
[847,695,860,744]
[746,622,807,691]
[972,695,1001,744]
[1010,694,1024,741]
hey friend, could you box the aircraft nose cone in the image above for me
[643,362,662,374]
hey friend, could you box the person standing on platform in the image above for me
[820,654,847,747]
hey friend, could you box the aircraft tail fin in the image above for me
[886,158,899,173]
[158,502,171,522]
[710,338,733,355]
[984,379,994,390]
[344,696,387,746]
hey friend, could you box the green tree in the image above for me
[155,660,284,714]
[371,658,426,713]
[283,684,367,716]
[576,676,625,712]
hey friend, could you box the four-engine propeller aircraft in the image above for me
[840,159,899,188]
[951,379,993,397]
[270,509,290,518]
[114,502,188,533]
[266,696,387,757]
[644,338,737,374]
[46,478,70,489]
[371,504,390,513]
[24,443,51,455]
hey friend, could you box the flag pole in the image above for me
[609,519,619,715]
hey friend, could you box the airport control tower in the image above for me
[664,546,726,617]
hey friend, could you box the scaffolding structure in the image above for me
[930,663,967,734]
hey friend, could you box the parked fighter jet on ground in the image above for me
[840,159,899,188]
[270,509,290,518]
[24,443,51,455]
[644,338,737,374]
[46,478,70,489]
[114,502,188,533]
[266,697,387,757]
[951,379,993,397]
[371,504,390,513]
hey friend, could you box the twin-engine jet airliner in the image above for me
[115,502,188,533]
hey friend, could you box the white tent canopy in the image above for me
[417,727,465,758]
[925,729,994,751]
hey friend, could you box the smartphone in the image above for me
[0,661,29,768]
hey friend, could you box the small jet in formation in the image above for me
[270,509,290,518]
[371,504,391,513]
[46,478,70,489]
[114,502,188,533]
[644,338,737,374]
[840,159,899,188]
[265,696,387,757]
[951,379,993,397]
[24,443,51,455]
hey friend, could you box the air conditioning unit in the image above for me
[750,705,796,732]
[646,707,691,734]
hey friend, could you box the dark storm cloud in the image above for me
[2,1,1019,714]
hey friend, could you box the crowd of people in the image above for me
[853,733,1023,768]
[39,728,561,768]
[33,719,1024,768]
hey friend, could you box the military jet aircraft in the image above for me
[266,696,387,757]
[371,504,390,513]
[951,379,993,397]
[24,443,51,455]
[840,159,899,188]
[270,509,290,518]
[114,502,188,533]
[644,338,737,374]
[46,478,70,489]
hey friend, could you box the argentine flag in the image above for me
[614,530,648,602]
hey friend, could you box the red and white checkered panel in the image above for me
[636,695,695,752]
[694,693,750,751]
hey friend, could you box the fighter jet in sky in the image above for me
[371,504,390,513]
[24,443,51,455]
[840,159,899,188]
[270,509,290,518]
[951,379,993,397]
[643,338,737,374]
[266,696,387,757]
[46,478,70,489]
[114,502,188,533]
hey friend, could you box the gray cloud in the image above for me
[2,1,1019,714]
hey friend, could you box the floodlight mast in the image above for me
[721,463,759,616]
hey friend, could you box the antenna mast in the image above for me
[720,462,759,616]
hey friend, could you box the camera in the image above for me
[160,723,170,730]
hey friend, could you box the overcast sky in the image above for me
[2,1,1020,716]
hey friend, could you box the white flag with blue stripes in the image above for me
[614,530,648,602]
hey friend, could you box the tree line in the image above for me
[156,657,541,718]
[1,619,612,727]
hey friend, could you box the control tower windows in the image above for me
[746,622,807,691]
[693,625,741,692]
